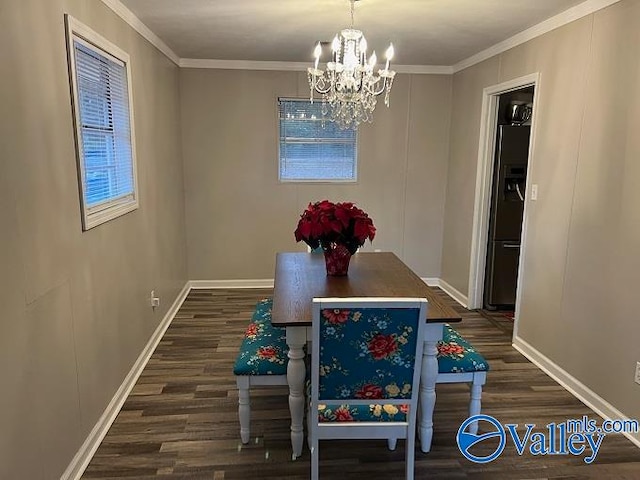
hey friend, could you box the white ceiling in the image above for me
[119,0,588,66]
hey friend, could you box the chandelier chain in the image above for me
[350,0,355,28]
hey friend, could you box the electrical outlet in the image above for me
[531,184,538,201]
[635,362,640,386]
[150,290,160,308]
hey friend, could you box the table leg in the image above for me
[286,326,306,459]
[419,323,443,453]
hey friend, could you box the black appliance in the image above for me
[484,125,530,309]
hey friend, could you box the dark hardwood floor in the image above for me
[81,288,640,479]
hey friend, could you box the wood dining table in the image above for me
[271,251,461,458]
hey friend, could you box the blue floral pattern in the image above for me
[437,324,489,374]
[318,307,421,401]
[233,299,287,376]
[251,298,273,324]
[317,403,408,423]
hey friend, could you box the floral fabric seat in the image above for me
[308,298,428,480]
[250,297,273,324]
[435,323,489,436]
[234,298,288,444]
[437,324,490,374]
[232,311,287,376]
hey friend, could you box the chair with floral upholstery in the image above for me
[233,298,288,444]
[307,297,428,480]
[436,324,489,435]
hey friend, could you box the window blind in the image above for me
[278,99,357,181]
[74,39,134,209]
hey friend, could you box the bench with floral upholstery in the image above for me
[437,324,490,374]
[436,323,489,435]
[233,298,287,376]
[233,298,289,443]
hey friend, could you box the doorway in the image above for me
[467,74,539,336]
[484,87,533,310]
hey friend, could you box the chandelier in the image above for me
[307,0,396,129]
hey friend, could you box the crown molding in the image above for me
[101,0,621,75]
[99,0,180,65]
[394,64,453,75]
[179,58,453,75]
[452,0,622,73]
[179,59,309,71]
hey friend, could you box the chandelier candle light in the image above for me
[307,0,396,129]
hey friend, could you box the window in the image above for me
[278,98,357,182]
[65,15,138,230]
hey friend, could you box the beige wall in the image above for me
[440,57,501,291]
[180,69,452,280]
[0,1,188,478]
[441,0,640,429]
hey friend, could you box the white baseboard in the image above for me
[192,278,443,290]
[189,279,274,289]
[61,281,191,480]
[437,279,469,308]
[513,335,640,448]
[421,277,440,287]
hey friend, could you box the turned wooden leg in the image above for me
[419,323,443,453]
[387,438,397,451]
[468,373,486,435]
[236,376,251,444]
[287,327,307,458]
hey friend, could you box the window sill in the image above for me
[82,199,138,231]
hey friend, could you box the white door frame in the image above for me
[467,73,540,334]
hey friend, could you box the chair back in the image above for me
[311,298,427,422]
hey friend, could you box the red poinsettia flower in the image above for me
[368,334,398,360]
[293,200,376,254]
[355,384,384,399]
[334,407,354,422]
[322,309,350,324]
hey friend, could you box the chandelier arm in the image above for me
[348,74,364,94]
[368,78,388,97]
[310,73,334,95]
[312,84,333,95]
[359,76,384,96]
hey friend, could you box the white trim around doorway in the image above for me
[467,73,541,339]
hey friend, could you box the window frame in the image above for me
[277,97,358,183]
[65,15,139,230]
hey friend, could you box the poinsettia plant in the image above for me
[294,200,376,254]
